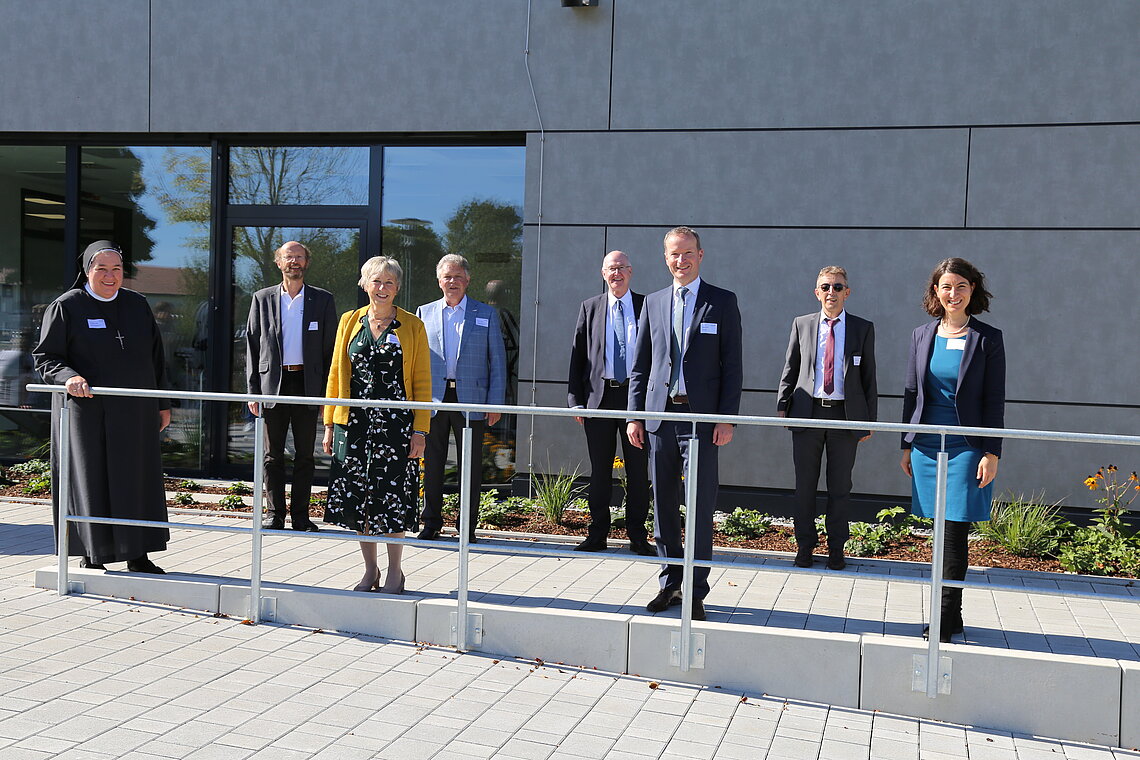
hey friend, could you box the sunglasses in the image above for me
[818,283,846,292]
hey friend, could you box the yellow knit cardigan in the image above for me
[323,305,432,432]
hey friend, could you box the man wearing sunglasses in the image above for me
[777,266,877,571]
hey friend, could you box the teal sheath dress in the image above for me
[910,335,994,523]
[324,317,419,534]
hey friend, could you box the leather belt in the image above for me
[446,379,457,389]
[814,398,844,408]
[282,364,304,372]
[670,394,689,405]
[606,379,628,388]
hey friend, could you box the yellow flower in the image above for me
[1084,477,1098,490]
[613,457,625,468]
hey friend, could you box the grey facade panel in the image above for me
[967,126,1140,229]
[149,0,611,133]
[610,1,1140,130]
[0,0,150,132]
[525,131,968,227]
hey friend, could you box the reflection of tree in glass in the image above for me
[383,218,444,312]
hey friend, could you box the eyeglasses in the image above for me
[603,266,630,274]
[818,283,846,292]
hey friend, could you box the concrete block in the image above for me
[218,583,417,642]
[860,637,1121,746]
[627,618,861,707]
[1121,660,1140,751]
[34,566,220,614]
[415,599,631,674]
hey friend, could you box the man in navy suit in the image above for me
[245,241,337,531]
[417,254,507,542]
[567,251,655,556]
[777,266,877,571]
[627,227,743,620]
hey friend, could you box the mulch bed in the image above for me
[0,473,1104,577]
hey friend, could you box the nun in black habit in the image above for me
[33,240,171,573]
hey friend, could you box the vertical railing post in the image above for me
[456,419,474,652]
[56,397,71,596]
[926,433,950,698]
[678,420,700,672]
[249,412,266,623]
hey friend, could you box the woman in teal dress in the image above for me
[323,256,432,594]
[900,258,1005,643]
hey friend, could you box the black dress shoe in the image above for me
[417,527,441,540]
[628,538,657,557]
[827,553,847,571]
[794,547,814,568]
[262,517,286,530]
[690,598,707,621]
[79,557,106,570]
[126,556,166,574]
[575,536,608,552]
[922,618,964,642]
[292,521,320,532]
[646,587,682,613]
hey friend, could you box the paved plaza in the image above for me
[1,498,1138,758]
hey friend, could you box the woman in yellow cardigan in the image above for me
[322,256,432,594]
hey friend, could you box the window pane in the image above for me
[229,146,369,205]
[227,226,361,473]
[0,146,67,459]
[382,146,525,484]
[80,145,212,470]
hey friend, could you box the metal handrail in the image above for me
[27,382,1140,699]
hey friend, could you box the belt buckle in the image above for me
[608,379,624,388]
[670,394,688,405]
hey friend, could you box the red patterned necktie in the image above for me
[823,318,837,396]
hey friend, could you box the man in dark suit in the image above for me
[777,266,877,570]
[567,251,655,556]
[416,254,507,542]
[246,241,337,531]
[627,227,743,621]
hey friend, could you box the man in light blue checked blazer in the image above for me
[416,254,507,542]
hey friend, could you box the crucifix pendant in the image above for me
[115,330,125,350]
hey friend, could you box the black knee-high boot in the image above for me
[940,520,970,636]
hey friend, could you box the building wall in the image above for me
[2,0,1138,505]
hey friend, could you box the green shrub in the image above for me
[218,494,245,508]
[442,493,460,521]
[533,466,582,525]
[1057,527,1140,576]
[23,474,50,496]
[976,492,1065,557]
[845,521,894,556]
[478,490,513,528]
[10,459,49,477]
[176,479,201,490]
[172,492,196,506]
[227,481,253,495]
[721,508,772,539]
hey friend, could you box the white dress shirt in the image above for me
[604,291,637,380]
[443,295,467,379]
[812,309,846,400]
[279,285,305,366]
[673,277,700,396]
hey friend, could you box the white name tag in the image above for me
[87,319,107,329]
[853,356,862,366]
[475,317,489,327]
[699,322,717,334]
[308,321,319,331]
[386,333,401,345]
[947,338,966,351]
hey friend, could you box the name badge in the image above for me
[699,322,717,334]
[853,356,862,366]
[308,321,319,331]
[386,333,401,345]
[87,319,107,329]
[947,338,966,351]
[475,317,489,327]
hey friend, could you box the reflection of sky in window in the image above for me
[382,147,525,233]
[133,145,212,269]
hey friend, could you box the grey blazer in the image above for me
[245,284,337,400]
[776,311,878,437]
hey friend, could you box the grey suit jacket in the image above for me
[245,284,337,399]
[567,291,645,410]
[776,311,878,437]
[628,281,743,433]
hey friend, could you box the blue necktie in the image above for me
[613,301,627,383]
[669,286,688,396]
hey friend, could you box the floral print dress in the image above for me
[324,317,419,534]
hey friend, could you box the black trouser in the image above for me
[583,382,651,542]
[791,401,858,551]
[421,386,484,537]
[941,520,971,624]
[262,370,318,523]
